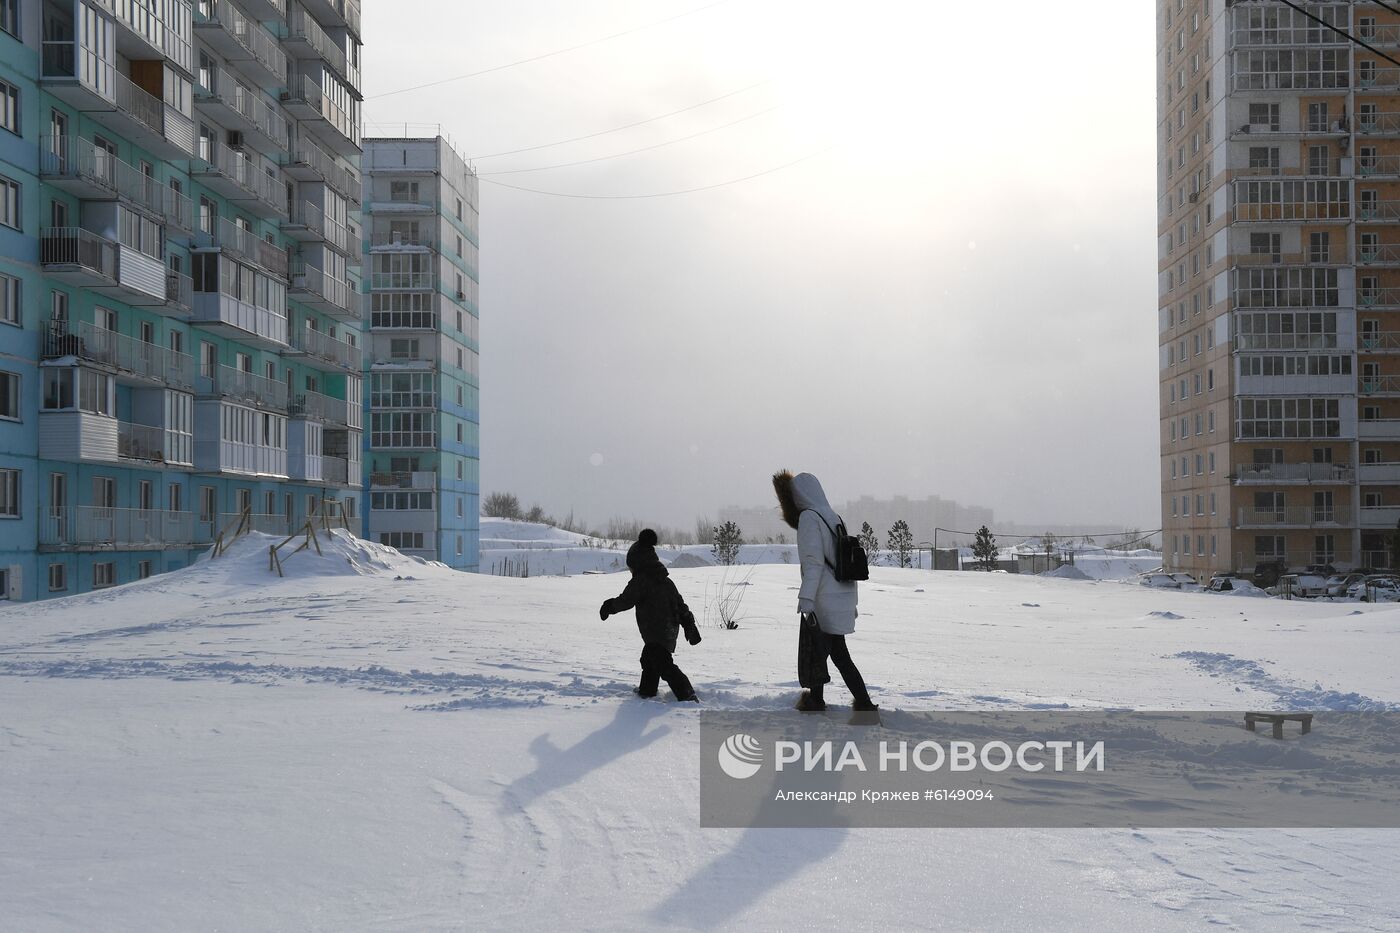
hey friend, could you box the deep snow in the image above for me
[4,533,1400,930]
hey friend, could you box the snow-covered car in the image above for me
[1278,573,1329,598]
[1206,574,1239,592]
[1137,572,1180,589]
[1324,573,1366,597]
[1346,576,1400,602]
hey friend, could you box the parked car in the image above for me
[1138,572,1180,589]
[1347,575,1400,602]
[1206,573,1240,592]
[1252,560,1287,589]
[1325,573,1367,597]
[1278,573,1330,598]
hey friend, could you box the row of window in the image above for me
[1169,409,1217,445]
[375,532,468,558]
[1169,450,1217,479]
[1171,493,1218,517]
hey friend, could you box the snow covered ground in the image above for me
[4,531,1400,930]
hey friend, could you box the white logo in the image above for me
[718,733,764,780]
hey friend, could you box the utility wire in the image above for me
[478,145,834,199]
[1371,2,1400,21]
[479,105,783,176]
[469,81,769,160]
[1275,0,1400,69]
[369,0,737,100]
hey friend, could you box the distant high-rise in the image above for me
[0,0,363,601]
[361,136,480,570]
[1159,1,1400,577]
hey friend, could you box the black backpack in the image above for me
[803,510,871,582]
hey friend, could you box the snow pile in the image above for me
[479,518,597,549]
[1041,564,1092,581]
[667,552,714,569]
[1218,580,1272,598]
[195,529,454,581]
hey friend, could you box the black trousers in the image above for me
[798,620,870,704]
[639,645,694,699]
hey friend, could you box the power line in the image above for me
[478,146,834,199]
[469,81,770,160]
[1275,0,1400,69]
[1372,2,1400,21]
[478,105,783,176]
[369,0,738,100]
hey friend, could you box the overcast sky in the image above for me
[362,0,1160,532]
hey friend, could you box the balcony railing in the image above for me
[1358,288,1400,308]
[113,70,165,137]
[322,456,350,485]
[1233,462,1354,484]
[195,0,288,82]
[1357,201,1400,222]
[1359,331,1400,352]
[289,325,361,370]
[40,227,118,279]
[370,231,436,250]
[198,67,290,151]
[1238,507,1351,527]
[1358,245,1400,264]
[287,7,349,78]
[38,136,165,214]
[39,507,198,549]
[1361,375,1400,395]
[290,261,356,316]
[285,138,360,202]
[197,363,289,409]
[289,390,349,425]
[195,215,289,279]
[192,140,289,215]
[1358,112,1400,135]
[43,322,195,389]
[285,199,349,251]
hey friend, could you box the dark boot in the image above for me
[795,688,827,712]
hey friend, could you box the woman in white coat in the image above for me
[772,470,877,713]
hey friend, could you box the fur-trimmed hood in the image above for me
[773,470,841,531]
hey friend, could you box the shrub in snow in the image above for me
[858,522,881,567]
[483,492,522,519]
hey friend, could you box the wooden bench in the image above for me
[1245,712,1314,739]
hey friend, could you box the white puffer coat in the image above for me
[791,473,858,635]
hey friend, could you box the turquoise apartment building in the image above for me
[0,0,364,600]
[362,136,480,571]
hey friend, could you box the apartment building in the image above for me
[362,136,480,571]
[0,0,363,601]
[1157,0,1400,578]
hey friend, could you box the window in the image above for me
[1309,232,1330,264]
[0,80,17,136]
[0,467,17,516]
[200,486,216,522]
[0,175,18,229]
[1249,103,1280,131]
[1307,102,1329,133]
[379,531,425,550]
[138,560,152,580]
[457,535,463,556]
[0,271,17,326]
[0,0,15,38]
[48,563,67,592]
[92,562,116,589]
[0,370,16,420]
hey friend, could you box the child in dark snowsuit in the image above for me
[599,529,703,702]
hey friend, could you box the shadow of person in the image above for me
[649,713,851,928]
[506,699,674,810]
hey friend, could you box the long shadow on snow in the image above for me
[506,699,673,810]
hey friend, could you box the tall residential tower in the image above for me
[1159,0,1400,578]
[362,136,480,571]
[0,0,363,601]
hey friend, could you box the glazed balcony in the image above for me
[289,261,359,320]
[39,507,199,551]
[42,322,196,390]
[194,215,289,279]
[191,141,288,218]
[370,470,436,490]
[369,231,435,251]
[283,138,360,204]
[196,363,289,410]
[39,46,192,160]
[286,325,362,372]
[1232,462,1354,485]
[282,200,350,252]
[194,0,287,89]
[369,270,434,291]
[38,136,164,215]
